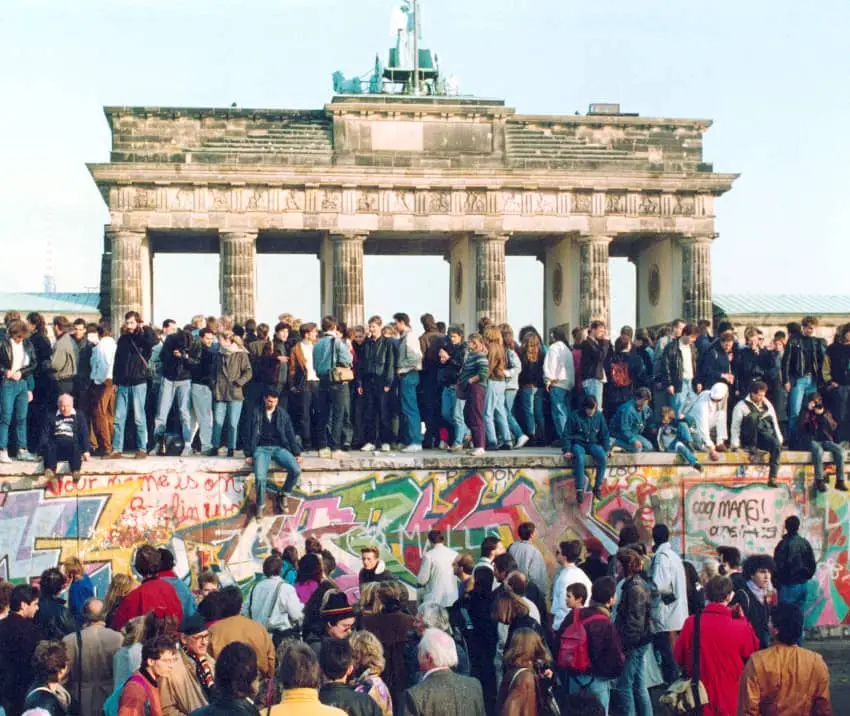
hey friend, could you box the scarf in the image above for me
[747,580,767,604]
[187,651,215,697]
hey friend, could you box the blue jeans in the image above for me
[613,643,653,716]
[779,582,808,644]
[613,436,654,453]
[550,386,571,439]
[253,445,301,506]
[441,386,469,447]
[113,383,148,453]
[213,400,243,450]
[788,374,815,438]
[152,378,193,442]
[504,389,525,440]
[669,380,698,417]
[569,674,614,714]
[571,443,607,492]
[582,378,604,409]
[519,386,545,438]
[0,380,29,450]
[190,384,213,451]
[399,371,422,445]
[485,380,511,447]
[810,440,845,484]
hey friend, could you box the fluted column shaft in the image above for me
[331,233,366,327]
[578,236,612,328]
[681,235,714,324]
[219,231,257,323]
[475,234,508,326]
[108,227,146,331]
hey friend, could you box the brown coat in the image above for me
[497,668,538,716]
[360,611,415,711]
[213,347,252,402]
[62,622,123,716]
[209,615,275,678]
[160,651,214,716]
[737,643,831,716]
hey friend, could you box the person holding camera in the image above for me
[795,391,848,492]
[108,311,157,459]
[150,325,194,456]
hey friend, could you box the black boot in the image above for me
[836,481,848,492]
[816,480,828,493]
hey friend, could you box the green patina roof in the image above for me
[0,292,100,315]
[714,294,850,316]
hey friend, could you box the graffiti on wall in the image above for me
[0,460,848,628]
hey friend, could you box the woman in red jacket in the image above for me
[674,575,760,716]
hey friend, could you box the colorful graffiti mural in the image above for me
[0,456,847,629]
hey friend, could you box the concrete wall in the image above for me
[1,453,847,633]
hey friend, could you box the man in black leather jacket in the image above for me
[0,318,39,463]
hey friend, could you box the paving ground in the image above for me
[812,640,850,709]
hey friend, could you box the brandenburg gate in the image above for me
[89,95,737,332]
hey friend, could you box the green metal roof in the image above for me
[0,292,100,315]
[714,294,850,316]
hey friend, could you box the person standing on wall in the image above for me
[660,322,701,418]
[394,312,423,453]
[107,311,156,459]
[773,516,817,628]
[580,320,611,411]
[543,326,575,441]
[782,316,826,443]
[313,316,353,459]
[0,319,39,464]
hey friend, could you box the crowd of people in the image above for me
[0,517,832,716]
[1,309,848,507]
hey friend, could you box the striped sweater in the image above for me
[459,351,490,387]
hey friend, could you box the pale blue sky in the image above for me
[1,0,848,330]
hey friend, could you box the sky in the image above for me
[1,0,848,331]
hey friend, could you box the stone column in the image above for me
[99,226,112,322]
[681,234,714,324]
[475,234,508,326]
[219,230,258,323]
[578,235,612,328]
[108,227,146,332]
[330,233,366,327]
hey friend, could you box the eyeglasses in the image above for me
[188,633,211,642]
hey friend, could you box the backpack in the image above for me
[610,359,631,388]
[103,673,152,716]
[556,609,609,673]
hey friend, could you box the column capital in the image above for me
[680,233,717,245]
[576,234,613,246]
[220,229,259,240]
[472,232,510,244]
[105,226,146,239]
[329,231,368,243]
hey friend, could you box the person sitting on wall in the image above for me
[562,394,611,504]
[684,382,729,461]
[244,387,303,519]
[794,391,848,492]
[731,380,784,488]
[609,387,654,453]
[40,393,91,487]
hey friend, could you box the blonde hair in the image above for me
[660,406,675,422]
[105,574,136,616]
[359,582,383,616]
[62,556,84,581]
[503,628,551,670]
[701,558,721,584]
[350,629,386,675]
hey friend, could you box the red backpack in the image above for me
[556,609,609,673]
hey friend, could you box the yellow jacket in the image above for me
[268,688,347,716]
[737,643,831,716]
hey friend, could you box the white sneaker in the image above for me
[401,444,423,453]
[360,443,376,452]
[438,440,449,450]
[469,447,485,457]
[0,449,11,464]
[515,434,530,449]
[180,446,193,457]
[379,443,391,453]
[17,450,38,462]
[317,448,332,459]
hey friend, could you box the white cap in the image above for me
[709,382,729,401]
